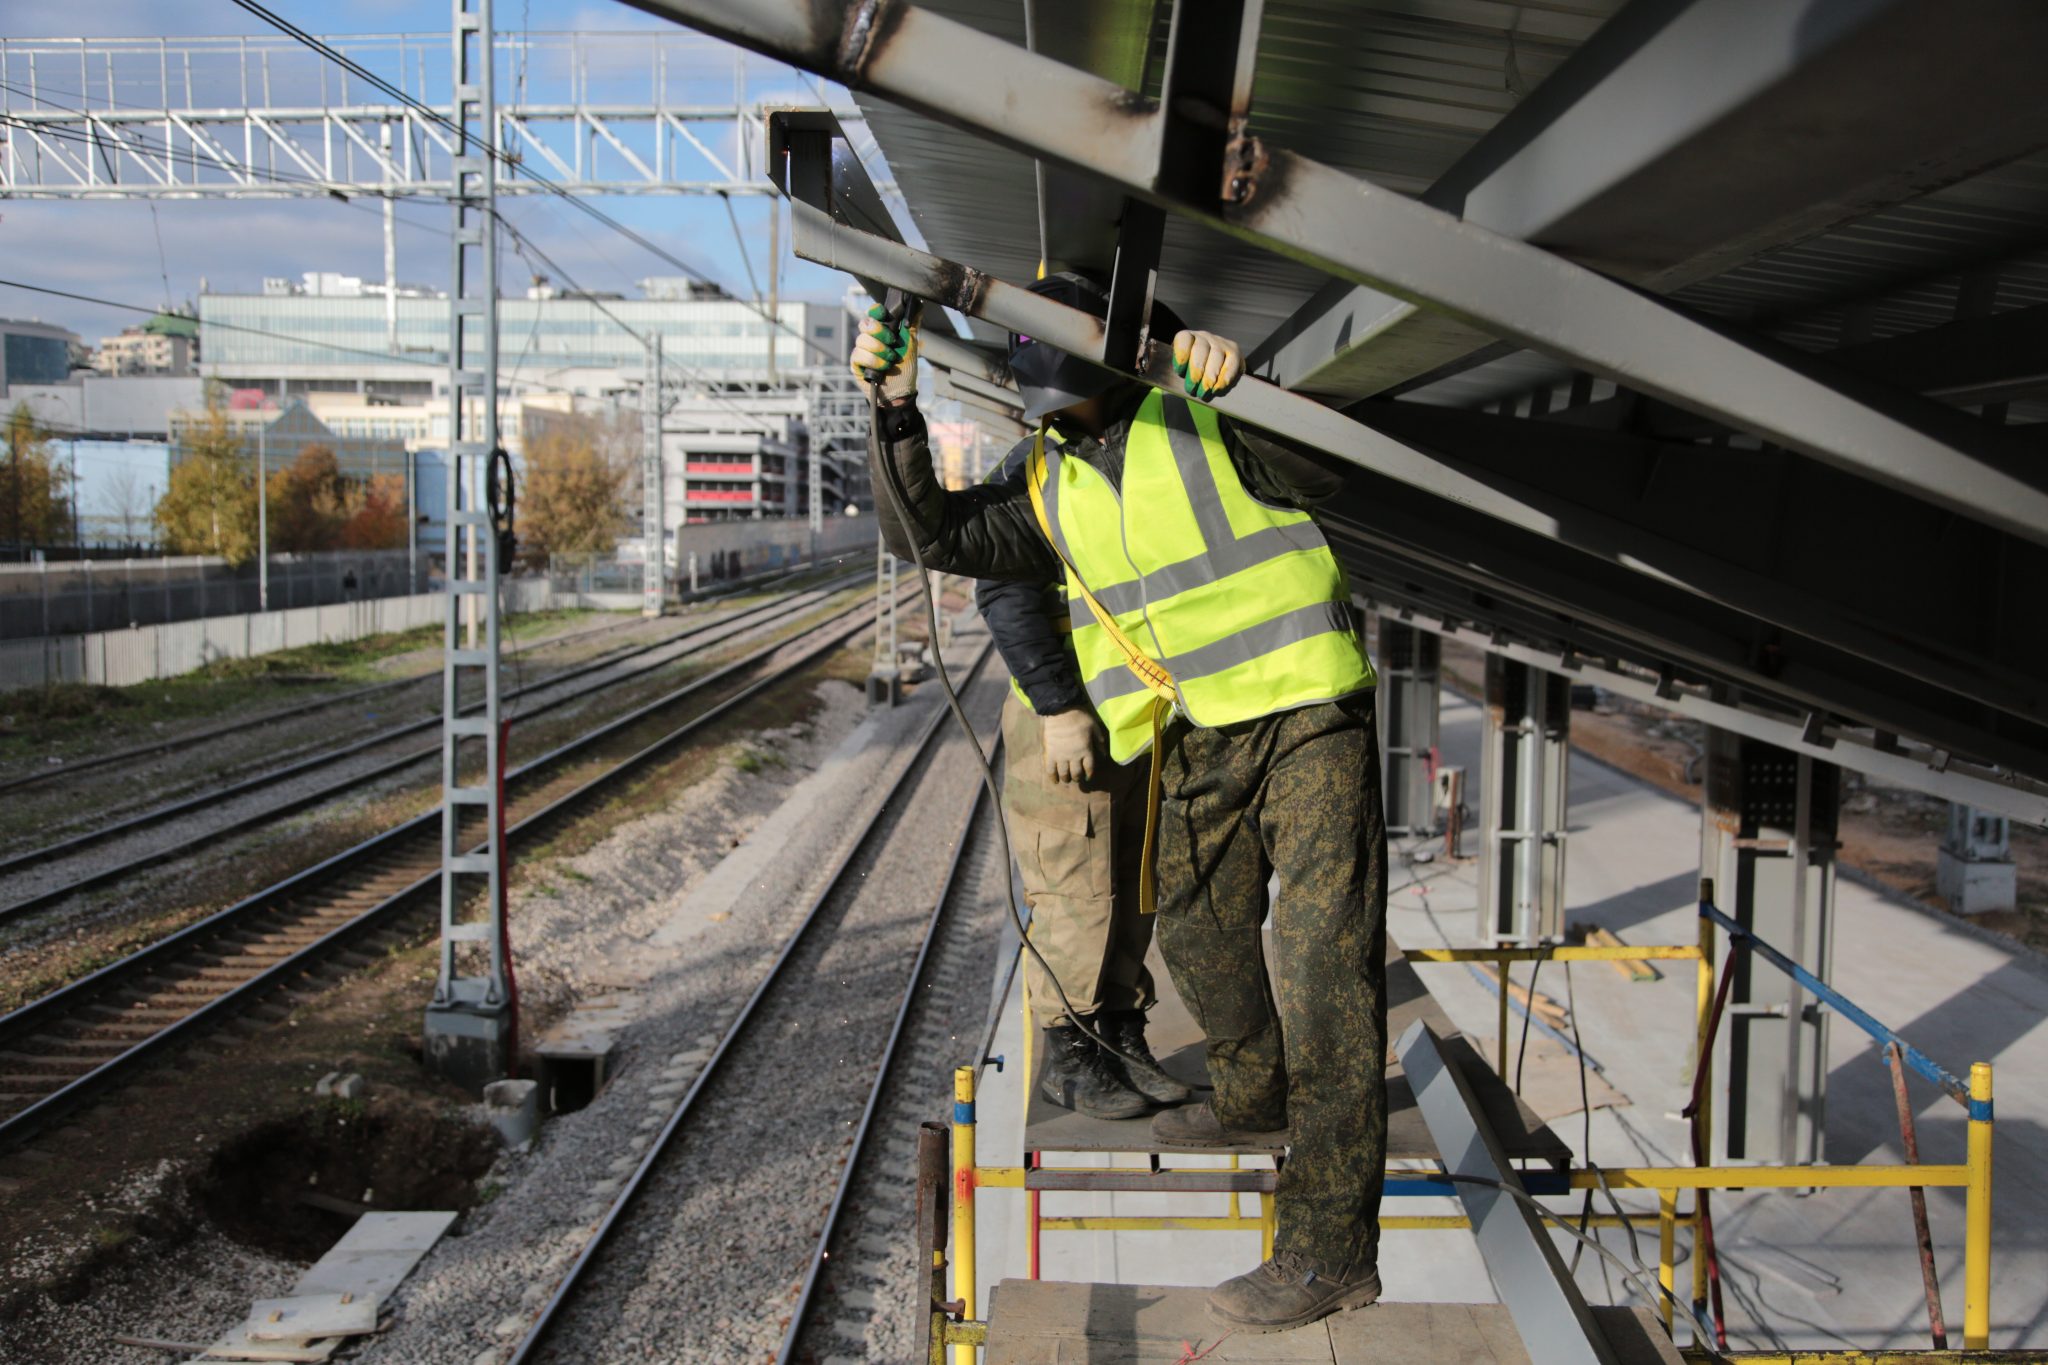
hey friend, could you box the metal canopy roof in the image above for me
[636,0,2048,820]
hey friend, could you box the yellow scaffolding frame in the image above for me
[947,899,2003,1356]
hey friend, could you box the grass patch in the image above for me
[0,607,618,766]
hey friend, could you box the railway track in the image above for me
[0,576,869,925]
[0,588,918,1149]
[782,760,1008,1365]
[505,640,1001,1364]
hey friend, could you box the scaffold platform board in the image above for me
[981,1280,1682,1364]
[1023,937,1570,1165]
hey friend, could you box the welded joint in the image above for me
[836,0,900,81]
[1221,124,1268,205]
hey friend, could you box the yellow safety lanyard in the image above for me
[1026,425,1171,914]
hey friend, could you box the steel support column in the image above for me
[1702,729,1839,1166]
[1481,656,1570,945]
[1377,618,1441,837]
[425,0,511,1093]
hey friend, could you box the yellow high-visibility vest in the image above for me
[1028,390,1375,764]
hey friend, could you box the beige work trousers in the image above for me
[1001,692,1157,1027]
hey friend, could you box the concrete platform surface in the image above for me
[982,1280,1681,1364]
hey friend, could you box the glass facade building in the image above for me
[199,292,844,387]
[0,320,80,388]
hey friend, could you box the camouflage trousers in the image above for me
[1001,694,1157,1027]
[1154,692,1388,1268]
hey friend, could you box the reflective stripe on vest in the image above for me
[1037,391,1374,764]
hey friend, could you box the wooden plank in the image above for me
[984,1280,1334,1363]
[245,1294,378,1341]
[983,1281,1683,1365]
[291,1210,455,1303]
[1024,939,1568,1164]
[201,1213,453,1362]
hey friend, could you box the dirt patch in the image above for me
[194,1098,498,1259]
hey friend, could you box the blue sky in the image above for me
[0,1,857,345]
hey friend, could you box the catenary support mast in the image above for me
[425,0,511,1092]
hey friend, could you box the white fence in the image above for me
[0,580,554,691]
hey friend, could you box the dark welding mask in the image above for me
[1008,272,1184,424]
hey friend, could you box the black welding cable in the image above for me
[865,348,1145,1071]
[1433,1172,1722,1350]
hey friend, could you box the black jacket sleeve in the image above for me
[1218,413,1346,509]
[867,399,1060,582]
[974,440,1088,714]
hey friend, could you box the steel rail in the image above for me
[778,761,996,1364]
[0,579,865,924]
[507,638,995,1364]
[0,592,916,1148]
[0,607,652,800]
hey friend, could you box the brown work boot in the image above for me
[1102,1010,1193,1105]
[1150,1100,1286,1147]
[1207,1250,1381,1332]
[1039,1024,1150,1120]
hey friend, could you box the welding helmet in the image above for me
[1008,272,1184,424]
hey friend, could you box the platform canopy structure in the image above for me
[624,0,2048,831]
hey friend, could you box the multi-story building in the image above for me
[0,318,82,391]
[96,313,199,376]
[198,274,848,403]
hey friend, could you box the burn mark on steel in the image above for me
[1221,122,1269,206]
[836,0,902,81]
[924,259,992,316]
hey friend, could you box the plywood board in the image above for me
[245,1293,378,1341]
[983,1281,1683,1365]
[201,1213,454,1362]
[1024,939,1567,1165]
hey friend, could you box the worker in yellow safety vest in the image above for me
[855,272,1389,1334]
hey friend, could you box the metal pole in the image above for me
[766,196,779,386]
[407,448,417,591]
[426,0,510,1093]
[642,337,665,617]
[382,122,399,355]
[950,1065,977,1365]
[257,425,267,611]
[1964,1062,1994,1349]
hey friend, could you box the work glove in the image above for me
[851,303,920,404]
[1040,706,1099,785]
[1172,329,1243,403]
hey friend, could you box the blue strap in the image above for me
[954,1100,975,1125]
[1701,901,1972,1108]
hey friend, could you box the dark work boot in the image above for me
[1038,1024,1150,1120]
[1207,1250,1381,1333]
[1150,1100,1287,1148]
[1102,1010,1193,1105]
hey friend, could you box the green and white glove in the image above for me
[851,303,920,404]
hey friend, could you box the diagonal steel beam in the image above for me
[783,192,2048,745]
[626,0,2048,547]
[1249,0,2048,400]
[1397,1020,1627,1365]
